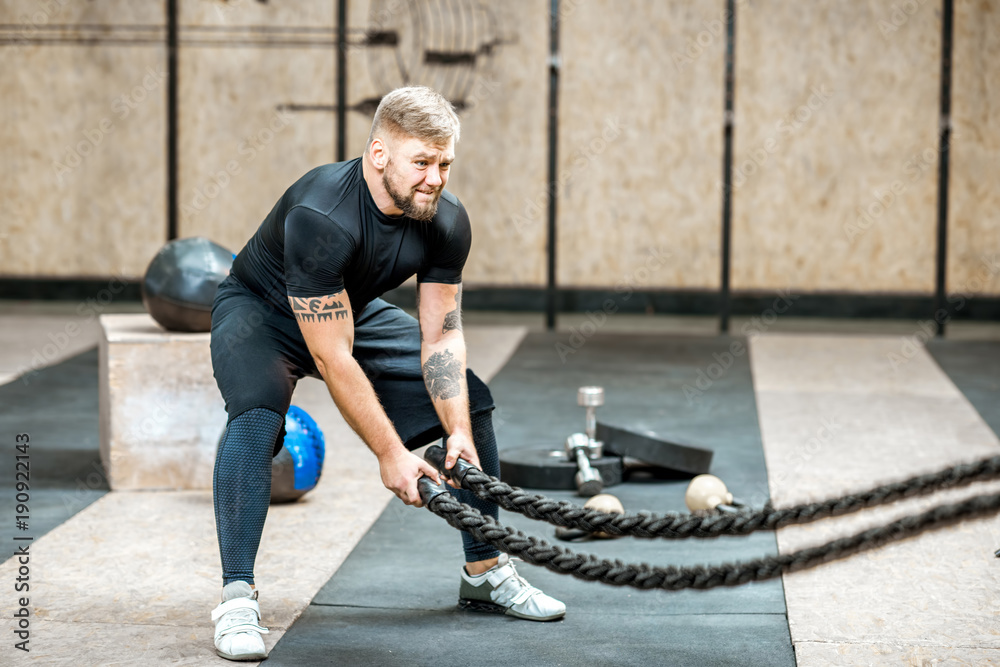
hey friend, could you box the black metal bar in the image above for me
[545,0,560,331]
[719,0,736,333]
[934,0,954,336]
[336,0,348,162]
[362,30,398,46]
[166,0,178,240]
[424,50,477,65]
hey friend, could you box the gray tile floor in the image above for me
[2,299,998,665]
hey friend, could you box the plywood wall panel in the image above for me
[5,0,990,303]
[947,0,1000,296]
[345,0,550,286]
[556,0,726,290]
[0,0,164,25]
[179,0,335,28]
[176,44,335,251]
[732,0,941,293]
[0,44,167,278]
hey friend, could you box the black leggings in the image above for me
[210,277,501,585]
[214,407,501,585]
[214,407,283,586]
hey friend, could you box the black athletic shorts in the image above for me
[210,273,494,451]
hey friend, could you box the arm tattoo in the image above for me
[422,349,462,400]
[442,291,462,334]
[290,295,348,323]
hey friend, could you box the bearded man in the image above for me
[207,86,565,661]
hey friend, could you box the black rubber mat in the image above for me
[270,604,793,667]
[0,348,108,547]
[927,340,1000,437]
[267,333,795,666]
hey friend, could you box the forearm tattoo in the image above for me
[289,295,348,323]
[423,349,462,400]
[442,290,462,334]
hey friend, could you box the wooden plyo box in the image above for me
[99,314,226,490]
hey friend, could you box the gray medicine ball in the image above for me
[142,237,234,332]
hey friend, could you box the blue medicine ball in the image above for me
[270,406,326,503]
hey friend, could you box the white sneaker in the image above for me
[212,581,269,661]
[459,554,566,621]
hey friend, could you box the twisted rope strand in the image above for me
[425,489,1000,591]
[446,454,1000,539]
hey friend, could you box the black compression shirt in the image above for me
[230,157,470,319]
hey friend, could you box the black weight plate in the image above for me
[597,421,713,474]
[499,447,623,490]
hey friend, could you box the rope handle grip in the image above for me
[425,444,478,486]
[417,475,454,508]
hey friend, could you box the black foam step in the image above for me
[596,421,713,474]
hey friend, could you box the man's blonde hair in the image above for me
[367,86,461,149]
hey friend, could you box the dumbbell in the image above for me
[497,385,623,492]
[577,386,604,456]
[565,433,603,496]
[563,387,606,496]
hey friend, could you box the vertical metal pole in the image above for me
[545,0,560,331]
[934,0,954,336]
[336,0,348,162]
[719,0,736,333]
[166,0,178,240]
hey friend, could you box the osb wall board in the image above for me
[1,33,167,278]
[947,0,1000,297]
[179,0,335,29]
[175,42,335,252]
[346,0,550,287]
[731,0,941,294]
[557,0,726,290]
[0,0,164,26]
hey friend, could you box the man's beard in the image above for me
[382,160,442,221]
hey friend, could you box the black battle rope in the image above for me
[424,446,1000,539]
[417,476,1000,591]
